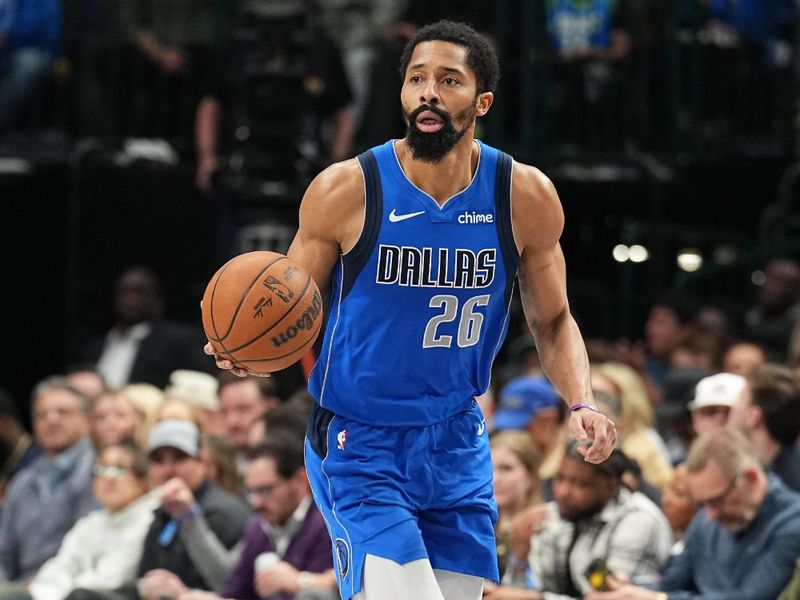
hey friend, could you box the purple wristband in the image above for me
[569,403,598,413]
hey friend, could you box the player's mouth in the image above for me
[416,111,445,133]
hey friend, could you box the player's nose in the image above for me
[420,80,439,104]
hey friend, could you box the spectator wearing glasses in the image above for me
[65,420,249,600]
[0,377,97,583]
[180,432,336,600]
[26,442,156,600]
[586,428,800,600]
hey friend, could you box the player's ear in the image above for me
[475,92,493,117]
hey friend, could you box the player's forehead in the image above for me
[406,40,474,80]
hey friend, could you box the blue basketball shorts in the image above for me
[304,400,499,600]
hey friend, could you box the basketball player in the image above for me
[206,20,616,600]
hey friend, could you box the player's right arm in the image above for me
[206,159,366,375]
[286,158,365,294]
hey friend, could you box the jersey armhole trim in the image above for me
[494,151,519,306]
[341,150,383,300]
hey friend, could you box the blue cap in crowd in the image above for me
[494,376,558,431]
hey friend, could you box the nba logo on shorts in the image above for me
[335,538,350,577]
[337,429,348,450]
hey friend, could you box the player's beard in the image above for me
[404,103,475,163]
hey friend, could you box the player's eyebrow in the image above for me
[408,64,467,77]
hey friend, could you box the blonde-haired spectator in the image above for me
[490,431,546,590]
[90,391,146,450]
[121,383,164,449]
[155,397,202,431]
[594,362,673,489]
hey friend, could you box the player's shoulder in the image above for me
[509,160,564,250]
[301,158,365,213]
[511,161,559,208]
[310,158,363,193]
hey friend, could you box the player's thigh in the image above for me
[353,555,444,600]
[433,568,484,600]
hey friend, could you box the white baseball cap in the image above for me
[688,373,747,411]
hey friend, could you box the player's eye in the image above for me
[443,77,458,86]
[410,75,422,84]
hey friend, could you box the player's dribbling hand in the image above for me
[203,342,270,378]
[568,408,617,464]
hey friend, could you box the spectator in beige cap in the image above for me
[689,373,747,436]
[164,370,224,436]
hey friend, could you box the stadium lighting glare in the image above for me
[613,244,630,262]
[677,249,703,272]
[628,245,650,263]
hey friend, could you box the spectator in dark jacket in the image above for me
[66,420,250,600]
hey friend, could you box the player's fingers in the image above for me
[569,413,589,442]
[215,358,233,370]
[204,342,216,356]
[245,370,271,378]
[585,421,616,463]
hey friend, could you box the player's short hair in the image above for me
[747,364,800,446]
[399,20,500,94]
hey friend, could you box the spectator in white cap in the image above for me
[689,373,747,436]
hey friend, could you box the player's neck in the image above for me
[397,135,479,206]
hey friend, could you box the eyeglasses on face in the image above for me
[246,479,287,501]
[92,464,132,479]
[691,474,739,510]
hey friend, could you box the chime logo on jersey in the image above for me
[458,211,494,224]
[376,245,496,289]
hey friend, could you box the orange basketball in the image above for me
[201,251,323,374]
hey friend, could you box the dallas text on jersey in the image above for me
[376,245,496,289]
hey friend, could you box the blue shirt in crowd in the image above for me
[659,475,800,600]
[0,0,61,57]
[0,437,97,581]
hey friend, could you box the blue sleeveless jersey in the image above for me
[308,140,519,426]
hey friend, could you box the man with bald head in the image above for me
[744,258,800,361]
[82,267,213,389]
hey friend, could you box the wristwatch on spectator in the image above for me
[298,571,314,589]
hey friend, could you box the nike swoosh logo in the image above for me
[389,209,425,223]
[477,420,486,436]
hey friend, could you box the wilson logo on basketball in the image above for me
[271,290,322,347]
[262,275,294,303]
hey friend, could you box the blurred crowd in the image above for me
[0,260,797,599]
[1,0,800,599]
[2,0,799,153]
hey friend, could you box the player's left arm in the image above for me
[511,162,616,463]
